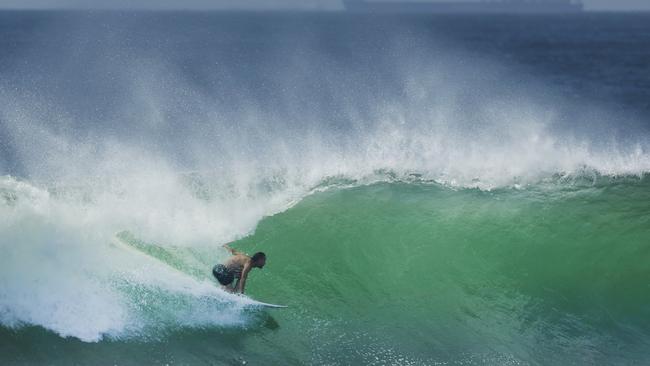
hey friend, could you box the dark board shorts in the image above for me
[213,264,235,286]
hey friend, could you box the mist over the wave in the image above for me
[1,13,648,186]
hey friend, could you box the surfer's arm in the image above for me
[235,262,253,294]
[223,243,243,256]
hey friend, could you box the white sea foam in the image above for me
[0,171,299,341]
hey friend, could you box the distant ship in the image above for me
[343,0,584,14]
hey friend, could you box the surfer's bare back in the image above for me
[212,244,266,294]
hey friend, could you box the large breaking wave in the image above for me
[0,12,649,343]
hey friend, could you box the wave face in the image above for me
[241,180,650,365]
[1,10,650,366]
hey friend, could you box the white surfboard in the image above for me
[248,300,288,309]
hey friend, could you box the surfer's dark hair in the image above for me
[251,252,266,262]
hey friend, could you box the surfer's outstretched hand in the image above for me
[223,243,240,255]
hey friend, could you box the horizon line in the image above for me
[0,7,648,12]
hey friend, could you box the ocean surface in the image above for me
[1,10,650,366]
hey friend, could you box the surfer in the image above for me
[212,244,266,294]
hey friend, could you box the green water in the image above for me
[2,179,650,365]
[241,179,650,364]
